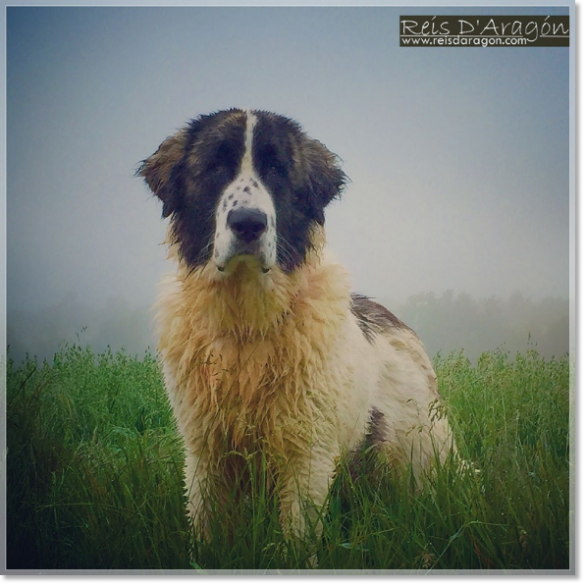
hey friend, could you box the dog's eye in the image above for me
[206,158,226,175]
[208,143,238,175]
[210,161,226,175]
[259,145,287,179]
[268,162,285,177]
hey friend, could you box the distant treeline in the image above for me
[394,290,570,361]
[7,290,570,365]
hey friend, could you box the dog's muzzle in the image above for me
[214,172,277,274]
[216,206,274,274]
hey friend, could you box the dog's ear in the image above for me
[137,129,187,218]
[305,139,347,213]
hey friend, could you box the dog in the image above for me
[138,109,456,543]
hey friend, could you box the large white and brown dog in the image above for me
[138,109,456,541]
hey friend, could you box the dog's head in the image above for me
[138,109,346,274]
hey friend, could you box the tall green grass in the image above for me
[6,345,570,571]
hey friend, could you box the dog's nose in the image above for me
[227,208,268,243]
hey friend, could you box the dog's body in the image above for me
[139,109,456,540]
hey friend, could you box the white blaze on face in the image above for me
[213,111,278,274]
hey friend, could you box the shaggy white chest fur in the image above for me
[157,235,374,468]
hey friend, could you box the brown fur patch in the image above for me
[345,408,389,481]
[367,407,388,446]
[350,293,413,343]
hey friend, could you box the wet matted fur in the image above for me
[138,109,456,541]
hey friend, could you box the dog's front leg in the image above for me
[278,446,336,544]
[184,450,214,540]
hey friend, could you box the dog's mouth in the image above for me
[214,230,275,275]
[216,252,272,274]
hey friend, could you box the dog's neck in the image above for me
[161,225,345,340]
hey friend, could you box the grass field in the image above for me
[5,344,571,571]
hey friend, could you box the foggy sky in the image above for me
[6,4,571,330]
